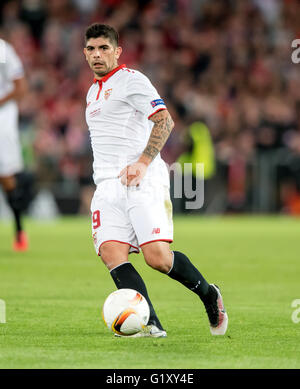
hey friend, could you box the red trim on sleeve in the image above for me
[148,107,167,120]
[139,239,173,247]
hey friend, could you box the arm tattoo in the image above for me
[142,111,174,162]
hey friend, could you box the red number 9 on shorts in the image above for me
[92,210,101,229]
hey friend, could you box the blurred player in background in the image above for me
[84,24,228,337]
[0,38,29,251]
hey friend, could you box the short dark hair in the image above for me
[85,24,119,47]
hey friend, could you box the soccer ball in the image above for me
[102,288,150,336]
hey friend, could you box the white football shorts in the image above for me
[0,103,23,176]
[90,178,173,256]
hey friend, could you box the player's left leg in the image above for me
[0,175,28,251]
[141,241,228,335]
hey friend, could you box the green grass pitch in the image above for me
[0,215,300,369]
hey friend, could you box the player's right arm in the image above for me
[0,77,27,106]
[0,40,27,107]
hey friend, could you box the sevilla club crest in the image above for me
[104,88,112,100]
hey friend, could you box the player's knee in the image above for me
[99,244,128,271]
[100,248,119,270]
[144,247,172,274]
[0,176,16,192]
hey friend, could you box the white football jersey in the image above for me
[0,39,24,100]
[85,64,170,187]
[0,39,24,175]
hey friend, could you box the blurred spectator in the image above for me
[0,0,299,214]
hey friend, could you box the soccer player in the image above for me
[0,38,28,251]
[83,24,228,337]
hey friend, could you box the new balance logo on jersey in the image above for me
[152,228,160,234]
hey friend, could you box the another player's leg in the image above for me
[100,241,166,337]
[0,175,28,251]
[141,242,228,335]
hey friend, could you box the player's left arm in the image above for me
[0,77,28,106]
[140,109,174,165]
[119,109,174,186]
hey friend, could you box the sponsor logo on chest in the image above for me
[87,87,114,117]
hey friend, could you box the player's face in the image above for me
[84,37,122,78]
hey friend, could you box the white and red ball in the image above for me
[102,289,150,336]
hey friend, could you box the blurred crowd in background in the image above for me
[0,0,300,215]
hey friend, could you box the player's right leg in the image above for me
[0,175,28,251]
[99,241,166,337]
[90,179,166,337]
[0,124,28,251]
